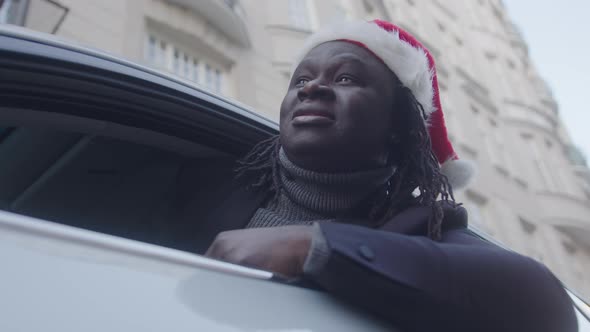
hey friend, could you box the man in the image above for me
[204,20,577,331]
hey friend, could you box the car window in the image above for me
[0,120,237,253]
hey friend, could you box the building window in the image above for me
[524,136,557,191]
[182,54,190,78]
[487,120,510,173]
[472,110,512,175]
[519,217,537,234]
[561,240,578,255]
[484,51,497,61]
[0,0,28,25]
[173,48,181,74]
[214,69,222,93]
[514,178,528,190]
[149,38,168,68]
[506,59,516,70]
[433,0,457,20]
[191,59,199,82]
[205,64,213,90]
[331,3,349,22]
[288,0,311,30]
[203,64,224,94]
[146,36,157,64]
[144,34,225,94]
[545,138,553,149]
[464,190,490,233]
[362,0,374,13]
[0,0,11,23]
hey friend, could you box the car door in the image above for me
[0,25,400,331]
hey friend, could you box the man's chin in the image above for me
[281,138,348,172]
[282,129,337,153]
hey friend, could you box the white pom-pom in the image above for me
[440,159,476,190]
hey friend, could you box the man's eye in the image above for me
[337,76,354,83]
[295,78,309,87]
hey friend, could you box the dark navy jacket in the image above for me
[174,179,578,332]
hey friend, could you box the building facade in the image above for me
[2,0,589,299]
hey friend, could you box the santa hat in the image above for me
[293,19,475,189]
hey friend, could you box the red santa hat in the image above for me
[294,19,475,189]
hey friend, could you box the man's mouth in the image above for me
[292,108,335,126]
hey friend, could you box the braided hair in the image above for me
[235,85,455,240]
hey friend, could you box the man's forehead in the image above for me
[298,52,366,68]
[296,41,388,71]
[294,40,396,82]
[304,40,374,59]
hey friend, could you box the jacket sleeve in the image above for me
[303,222,578,332]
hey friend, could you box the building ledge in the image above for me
[503,118,561,144]
[536,191,590,235]
[265,24,313,36]
[165,0,251,48]
[504,99,557,127]
[555,225,590,251]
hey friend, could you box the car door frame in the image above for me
[0,25,278,157]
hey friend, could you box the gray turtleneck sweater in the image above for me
[247,149,395,275]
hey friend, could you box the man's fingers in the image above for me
[202,227,310,278]
[205,231,236,259]
[204,244,214,257]
[204,235,223,258]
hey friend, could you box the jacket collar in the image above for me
[378,201,468,235]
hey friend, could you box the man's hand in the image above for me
[205,225,313,278]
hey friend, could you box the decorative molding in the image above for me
[432,0,457,20]
[164,0,251,48]
[396,23,441,60]
[503,99,557,127]
[265,24,313,36]
[465,189,488,205]
[455,66,489,95]
[513,177,529,190]
[461,84,498,114]
[519,217,537,234]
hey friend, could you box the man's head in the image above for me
[279,41,400,173]
[284,19,474,188]
[237,20,474,239]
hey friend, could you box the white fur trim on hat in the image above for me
[440,159,476,189]
[293,21,436,116]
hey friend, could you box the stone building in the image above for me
[1,0,589,299]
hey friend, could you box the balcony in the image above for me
[502,100,558,137]
[555,225,590,251]
[165,0,250,48]
[537,192,590,247]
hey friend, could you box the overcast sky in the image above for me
[503,0,590,161]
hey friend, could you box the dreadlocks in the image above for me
[235,85,455,241]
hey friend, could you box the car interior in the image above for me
[0,108,244,254]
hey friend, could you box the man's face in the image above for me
[280,41,399,172]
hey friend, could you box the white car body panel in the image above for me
[0,210,395,332]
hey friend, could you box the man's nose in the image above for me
[297,79,335,102]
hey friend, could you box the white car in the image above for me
[0,25,588,331]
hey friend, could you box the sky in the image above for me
[503,0,590,161]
